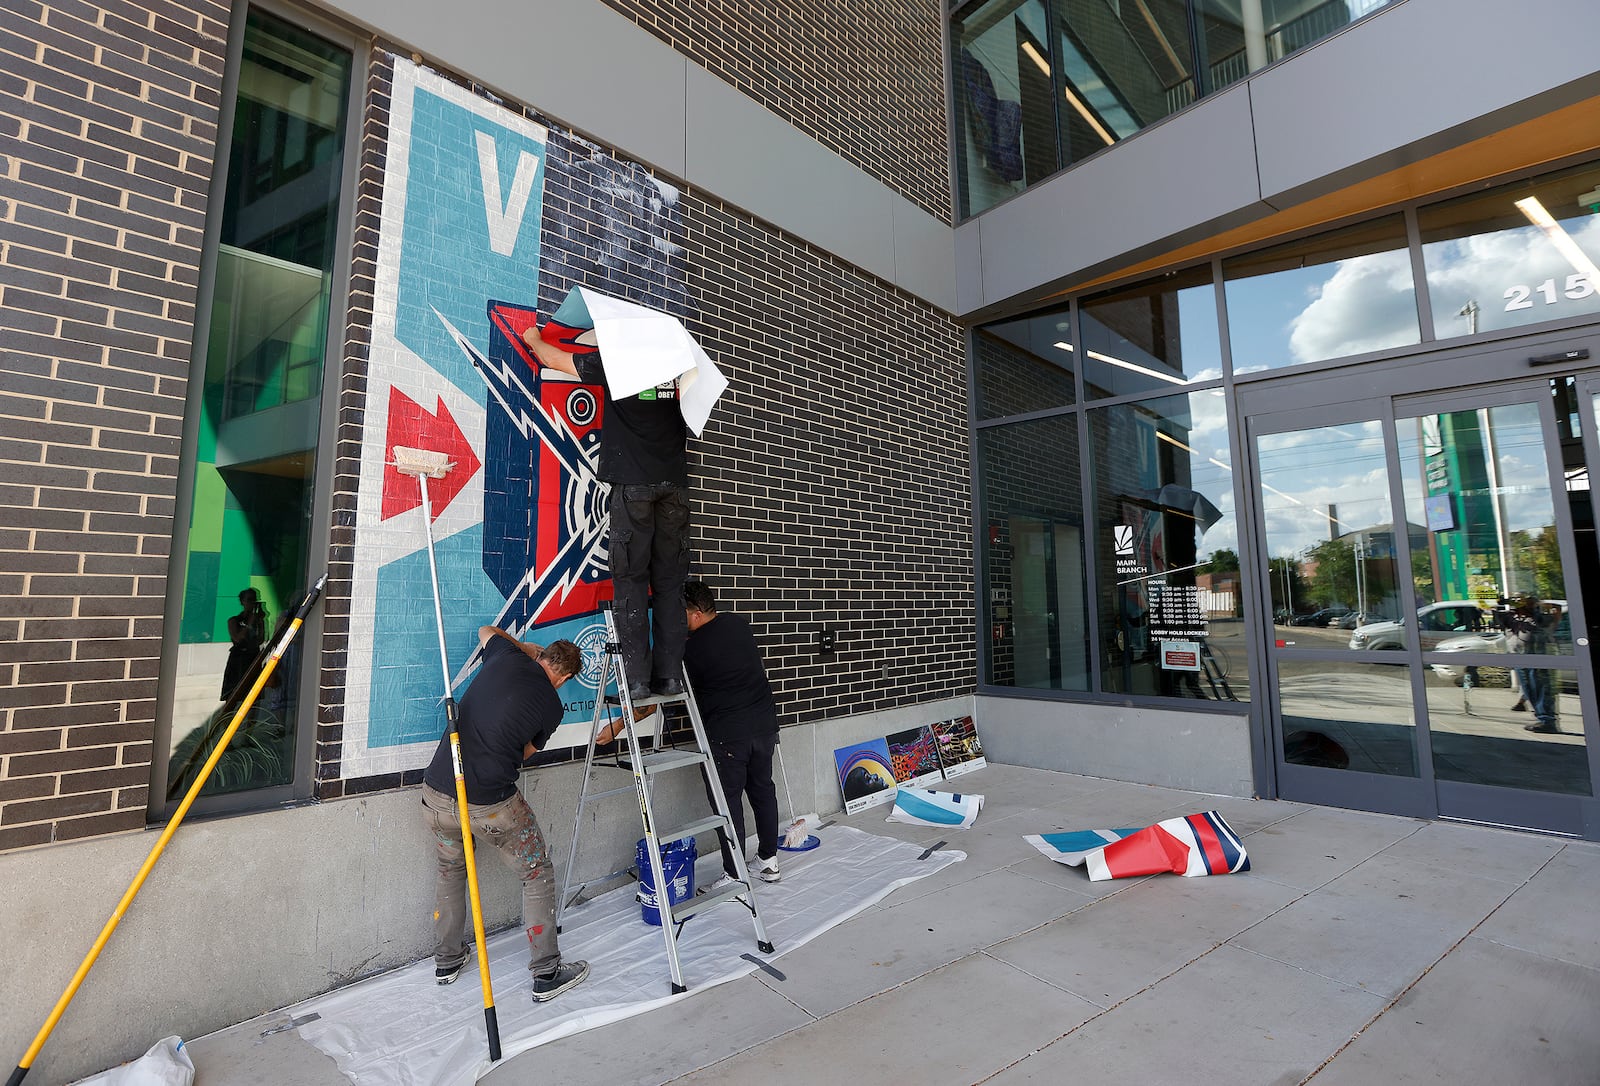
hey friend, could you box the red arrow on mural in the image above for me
[381,389,482,521]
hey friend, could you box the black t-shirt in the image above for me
[683,612,778,743]
[575,352,688,486]
[423,636,563,804]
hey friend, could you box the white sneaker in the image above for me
[756,855,781,883]
[707,874,739,894]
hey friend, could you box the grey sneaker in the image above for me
[756,855,781,883]
[530,960,589,1002]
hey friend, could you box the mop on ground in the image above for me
[774,739,820,852]
[391,445,502,1064]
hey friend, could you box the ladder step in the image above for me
[672,879,752,921]
[576,784,637,804]
[637,749,707,774]
[606,691,688,708]
[561,613,773,995]
[658,813,729,844]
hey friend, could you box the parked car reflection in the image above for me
[1338,610,1389,630]
[1293,606,1350,627]
[1429,601,1570,685]
[1349,600,1489,651]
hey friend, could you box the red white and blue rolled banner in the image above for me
[886,786,984,829]
[1024,812,1250,882]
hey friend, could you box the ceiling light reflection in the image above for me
[1056,340,1189,385]
[1020,40,1051,77]
[1515,196,1600,283]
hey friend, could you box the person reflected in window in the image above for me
[221,588,267,700]
[1501,597,1560,733]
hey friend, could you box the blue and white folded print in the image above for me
[886,786,984,829]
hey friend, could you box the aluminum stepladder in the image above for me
[558,600,774,994]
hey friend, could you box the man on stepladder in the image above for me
[420,627,591,1002]
[523,324,690,703]
[682,581,782,887]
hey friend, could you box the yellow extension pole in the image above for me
[448,705,501,1058]
[405,458,501,1061]
[7,575,326,1086]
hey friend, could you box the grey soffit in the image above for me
[313,0,957,313]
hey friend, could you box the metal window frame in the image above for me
[967,150,1600,803]
[149,0,366,820]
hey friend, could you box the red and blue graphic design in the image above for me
[1024,811,1250,882]
[351,59,690,769]
[433,301,613,687]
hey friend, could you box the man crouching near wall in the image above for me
[420,627,590,1002]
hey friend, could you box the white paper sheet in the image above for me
[290,824,962,1086]
[676,347,727,437]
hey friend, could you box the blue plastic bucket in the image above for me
[636,836,697,925]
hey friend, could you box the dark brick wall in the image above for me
[0,0,229,849]
[1,10,971,830]
[597,0,953,224]
[681,194,972,718]
[314,49,388,802]
[311,49,971,791]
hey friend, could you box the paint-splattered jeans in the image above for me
[421,783,560,976]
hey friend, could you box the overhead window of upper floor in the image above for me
[952,0,1399,219]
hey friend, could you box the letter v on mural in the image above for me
[344,59,682,776]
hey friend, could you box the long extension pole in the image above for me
[414,469,501,1062]
[7,575,327,1086]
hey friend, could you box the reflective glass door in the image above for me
[1254,407,1430,816]
[1250,375,1598,833]
[1397,386,1594,829]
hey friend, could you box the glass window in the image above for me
[1090,390,1246,701]
[1197,0,1398,94]
[974,305,1075,420]
[1080,265,1222,398]
[1397,397,1573,654]
[1257,421,1407,643]
[1418,159,1600,340]
[952,1,1402,218]
[954,0,1056,218]
[979,415,1090,691]
[1224,215,1420,373]
[1426,666,1588,794]
[163,10,352,805]
[1048,0,1199,166]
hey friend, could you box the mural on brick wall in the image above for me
[343,58,689,777]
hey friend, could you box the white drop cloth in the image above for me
[292,824,962,1085]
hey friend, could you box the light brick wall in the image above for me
[0,0,229,850]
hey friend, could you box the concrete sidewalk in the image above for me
[187,764,1600,1085]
